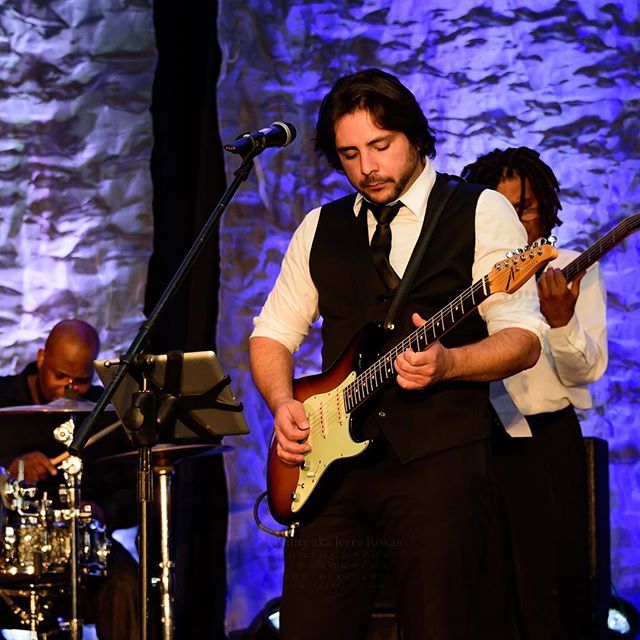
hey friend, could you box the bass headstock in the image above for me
[488,237,558,295]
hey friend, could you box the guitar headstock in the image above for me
[488,237,558,295]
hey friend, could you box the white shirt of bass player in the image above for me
[493,246,608,434]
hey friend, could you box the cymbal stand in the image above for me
[1,468,50,639]
[54,419,84,640]
[28,589,38,640]
[154,462,174,640]
[0,588,44,639]
[121,385,157,640]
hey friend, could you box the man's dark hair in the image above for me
[314,68,437,171]
[461,146,562,236]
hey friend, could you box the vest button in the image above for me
[378,411,386,418]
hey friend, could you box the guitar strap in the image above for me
[383,173,462,332]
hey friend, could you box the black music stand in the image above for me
[95,350,249,640]
[95,350,249,444]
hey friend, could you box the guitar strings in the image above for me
[563,215,640,281]
[343,277,489,414]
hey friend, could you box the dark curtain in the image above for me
[146,1,228,637]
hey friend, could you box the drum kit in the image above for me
[0,398,226,639]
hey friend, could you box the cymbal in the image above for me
[0,397,116,414]
[94,442,232,467]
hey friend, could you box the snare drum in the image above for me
[0,510,110,581]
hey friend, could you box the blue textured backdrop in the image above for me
[0,0,155,365]
[217,0,640,629]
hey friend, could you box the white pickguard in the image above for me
[291,371,370,514]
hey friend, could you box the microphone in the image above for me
[224,121,296,155]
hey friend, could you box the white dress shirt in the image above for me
[252,159,548,353]
[500,247,608,417]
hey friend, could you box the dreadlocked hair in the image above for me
[461,146,562,236]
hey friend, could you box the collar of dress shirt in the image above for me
[353,158,436,220]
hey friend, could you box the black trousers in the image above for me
[489,406,591,640]
[280,437,497,640]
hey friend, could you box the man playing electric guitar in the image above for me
[463,147,609,640]
[249,70,549,640]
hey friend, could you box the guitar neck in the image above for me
[343,276,490,413]
[562,214,640,282]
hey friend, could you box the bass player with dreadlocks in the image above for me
[462,147,608,640]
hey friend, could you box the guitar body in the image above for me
[267,323,384,525]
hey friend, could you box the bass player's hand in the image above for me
[537,267,585,328]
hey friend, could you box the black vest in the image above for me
[309,176,493,462]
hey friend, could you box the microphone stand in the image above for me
[69,144,265,640]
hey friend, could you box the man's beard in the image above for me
[360,147,422,204]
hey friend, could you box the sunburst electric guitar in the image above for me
[265,238,565,525]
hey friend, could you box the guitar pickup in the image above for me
[301,459,319,479]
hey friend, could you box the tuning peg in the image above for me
[548,235,557,245]
[506,251,515,258]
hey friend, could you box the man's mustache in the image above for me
[362,176,393,186]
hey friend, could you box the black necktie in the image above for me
[368,201,402,290]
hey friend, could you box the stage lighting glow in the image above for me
[228,598,281,639]
[607,596,639,638]
[608,607,631,634]
[266,609,280,631]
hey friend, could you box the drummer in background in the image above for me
[0,319,139,640]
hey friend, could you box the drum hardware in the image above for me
[0,584,63,639]
[0,417,93,639]
[0,503,110,579]
[0,414,120,638]
[0,398,117,415]
[155,464,173,639]
[48,419,122,469]
[152,444,230,640]
[94,442,231,466]
[0,468,109,639]
[52,418,84,640]
[95,441,231,640]
[2,473,38,513]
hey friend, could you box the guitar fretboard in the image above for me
[342,276,490,414]
[562,213,640,282]
[340,213,639,415]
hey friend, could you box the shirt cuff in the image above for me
[486,317,548,347]
[250,323,302,354]
[546,312,586,354]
